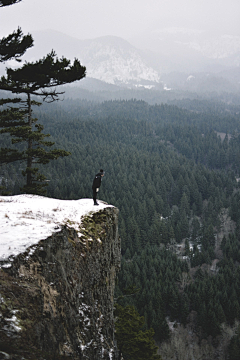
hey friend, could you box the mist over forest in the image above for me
[2,82,240,358]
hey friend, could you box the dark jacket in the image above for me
[92,173,102,189]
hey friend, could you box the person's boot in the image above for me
[94,201,99,205]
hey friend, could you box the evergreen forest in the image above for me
[1,93,240,359]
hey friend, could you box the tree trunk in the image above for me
[26,92,32,187]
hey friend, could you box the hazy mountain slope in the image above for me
[79,36,160,85]
[1,28,239,93]
[130,27,240,72]
[21,30,161,87]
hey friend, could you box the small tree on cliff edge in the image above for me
[0,0,86,195]
[0,52,86,194]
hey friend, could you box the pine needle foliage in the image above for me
[115,304,162,360]
[0,52,86,194]
[0,27,33,62]
[0,1,86,195]
[0,0,21,7]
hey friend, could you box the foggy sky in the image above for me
[0,0,240,41]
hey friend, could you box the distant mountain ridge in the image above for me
[0,28,239,92]
[78,36,160,85]
[21,31,161,87]
[131,27,240,71]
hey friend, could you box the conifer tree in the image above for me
[115,304,162,360]
[0,52,86,194]
[228,325,240,360]
[0,0,86,194]
[0,0,34,192]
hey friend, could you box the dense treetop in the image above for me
[1,96,240,358]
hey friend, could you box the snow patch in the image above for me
[0,195,113,262]
[3,310,22,333]
[163,84,172,91]
[135,84,156,89]
[187,75,195,81]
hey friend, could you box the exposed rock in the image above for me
[0,203,121,359]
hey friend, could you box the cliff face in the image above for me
[0,197,121,360]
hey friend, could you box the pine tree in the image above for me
[228,325,240,360]
[0,0,86,194]
[169,288,179,320]
[191,216,201,241]
[0,0,34,192]
[180,192,190,216]
[179,292,189,325]
[0,52,86,194]
[115,304,162,360]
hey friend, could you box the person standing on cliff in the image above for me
[92,169,104,205]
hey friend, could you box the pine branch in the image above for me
[0,52,86,100]
[0,28,33,62]
[0,147,25,164]
[0,0,21,7]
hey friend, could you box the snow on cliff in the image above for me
[0,195,113,262]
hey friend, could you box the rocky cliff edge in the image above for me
[0,195,121,360]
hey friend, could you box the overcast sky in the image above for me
[0,0,240,40]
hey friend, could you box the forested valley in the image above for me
[1,94,240,359]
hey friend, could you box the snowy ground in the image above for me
[0,195,112,262]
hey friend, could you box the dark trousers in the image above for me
[92,187,98,203]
